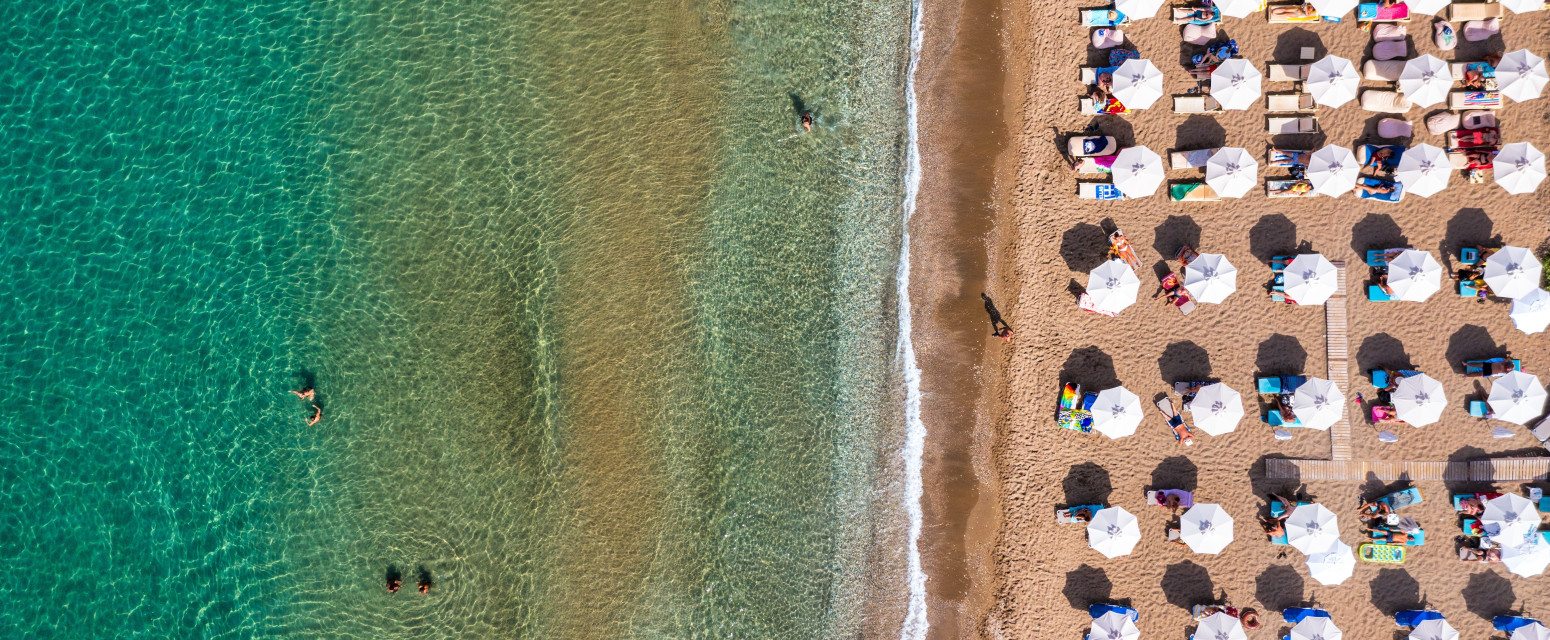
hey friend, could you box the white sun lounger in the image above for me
[1079,182,1127,200]
[1449,90,1502,110]
[1169,147,1220,170]
[1266,180,1317,198]
[1069,136,1119,157]
[1268,116,1319,134]
[1361,90,1412,113]
[1267,92,1315,111]
[1447,2,1504,21]
[1081,98,1131,115]
[1267,64,1309,83]
[1173,95,1222,114]
[1082,8,1132,26]
[1266,3,1321,22]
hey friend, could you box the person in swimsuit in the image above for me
[308,405,322,426]
[291,388,315,400]
[800,111,813,132]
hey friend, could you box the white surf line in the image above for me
[896,0,927,635]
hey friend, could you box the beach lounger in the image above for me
[1460,281,1484,298]
[1078,182,1126,200]
[1267,64,1309,83]
[1108,229,1144,273]
[1174,95,1223,114]
[1451,492,1505,510]
[1361,90,1412,113]
[1463,110,1496,129]
[1267,3,1322,22]
[1447,150,1495,170]
[1082,8,1132,25]
[1174,245,1200,265]
[1363,59,1405,81]
[1169,182,1221,202]
[1158,273,1198,315]
[1396,611,1445,627]
[1147,489,1194,509]
[1370,369,1421,389]
[1495,617,1543,633]
[1080,66,1119,85]
[1169,148,1219,170]
[1462,358,1520,377]
[1371,404,1405,424]
[1357,177,1403,202]
[1449,91,1501,110]
[1268,116,1318,134]
[1449,61,1496,81]
[1267,92,1315,111]
[1093,29,1124,51]
[1076,157,1112,174]
[1081,97,1131,115]
[1460,247,1481,265]
[1058,504,1104,523]
[1357,2,1411,20]
[1446,127,1500,149]
[1359,144,1405,172]
[1266,179,1315,198]
[1172,5,1222,23]
[1377,118,1411,139]
[1461,517,1485,536]
[1377,487,1425,511]
[1269,500,1312,518]
[1447,2,1503,21]
[1368,285,1396,301]
[1058,383,1096,431]
[1266,149,1310,168]
[1070,136,1119,157]
[1091,604,1140,622]
[1265,409,1302,427]
[1156,397,1194,446]
[1284,609,1332,624]
[1462,17,1500,42]
[1469,400,1490,416]
[1360,543,1407,563]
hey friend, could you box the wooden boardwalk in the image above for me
[1324,261,1351,461]
[1266,457,1550,482]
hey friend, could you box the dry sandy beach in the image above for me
[911,0,1550,637]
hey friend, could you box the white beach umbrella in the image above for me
[1495,142,1547,194]
[1112,146,1165,198]
[1115,0,1167,18]
[1399,55,1452,107]
[1502,535,1550,577]
[1386,250,1442,302]
[1216,0,1263,17]
[1307,145,1360,197]
[1305,540,1356,585]
[1307,55,1361,107]
[1488,371,1548,425]
[1206,147,1258,198]
[1113,59,1165,110]
[1405,0,1452,14]
[1091,611,1142,640]
[1283,254,1339,305]
[1180,503,1234,554]
[1184,253,1238,304]
[1500,0,1543,13]
[1291,377,1345,431]
[1483,493,1542,546]
[1087,507,1143,558]
[1086,259,1141,315]
[1511,289,1550,335]
[1512,619,1550,638]
[1091,386,1144,439]
[1411,619,1459,640]
[1513,623,1550,640]
[1187,382,1245,436]
[1394,143,1450,197]
[1285,503,1340,554]
[1211,59,1262,111]
[1392,373,1447,426]
[1499,50,1549,102]
[1197,612,1249,640]
[1291,614,1345,640]
[1484,246,1543,299]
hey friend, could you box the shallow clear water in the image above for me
[0,0,911,637]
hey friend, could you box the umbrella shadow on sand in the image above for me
[1255,564,1306,613]
[1249,214,1314,263]
[1368,567,1424,615]
[1461,571,1515,621]
[1063,462,1114,507]
[1161,561,1216,610]
[1064,564,1120,610]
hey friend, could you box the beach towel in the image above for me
[1361,144,1405,170]
[1072,135,1118,157]
[1358,2,1410,20]
[1082,8,1130,26]
[1357,177,1404,202]
[1169,182,1220,202]
[1109,48,1140,67]
[1360,544,1405,563]
[1268,149,1310,167]
[1191,40,1238,67]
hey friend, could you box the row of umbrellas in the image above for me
[1086,503,1236,557]
[1109,0,1540,20]
[1095,613,1550,640]
[1097,142,1547,199]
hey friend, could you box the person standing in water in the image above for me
[800,110,813,132]
[981,293,1013,341]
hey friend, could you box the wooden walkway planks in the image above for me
[1324,261,1352,461]
[1265,457,1550,482]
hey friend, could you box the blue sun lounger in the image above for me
[1365,528,1426,545]
[1371,369,1420,389]
[1091,604,1140,621]
[1469,400,1490,417]
[1460,281,1483,297]
[1360,144,1405,172]
[1357,177,1404,202]
[1368,285,1396,301]
[1377,487,1424,511]
[1059,504,1105,524]
[1256,375,1308,394]
[1460,247,1481,265]
[1464,358,1521,376]
[1082,8,1130,26]
[1284,609,1332,624]
[1396,611,1445,627]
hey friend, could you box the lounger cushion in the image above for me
[1426,111,1460,135]
[1373,24,1407,41]
[1463,18,1499,42]
[1093,28,1125,49]
[1181,23,1216,46]
[1449,2,1502,20]
[1374,40,1408,61]
[1378,118,1412,138]
[1362,90,1412,113]
[1363,59,1405,81]
[1462,110,1495,130]
[1434,21,1457,50]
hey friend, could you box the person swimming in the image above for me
[387,577,401,593]
[418,575,433,594]
[800,111,813,132]
[308,404,322,426]
[291,387,314,401]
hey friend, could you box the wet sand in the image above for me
[910,0,1015,635]
[975,1,1550,639]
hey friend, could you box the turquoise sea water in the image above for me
[0,0,912,637]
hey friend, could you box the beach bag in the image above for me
[1426,111,1460,134]
[1433,21,1457,50]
